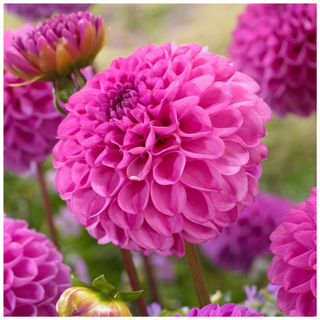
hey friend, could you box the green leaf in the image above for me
[92,275,115,297]
[115,290,144,302]
[70,274,91,289]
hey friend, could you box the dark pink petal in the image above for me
[180,160,224,192]
[11,257,38,289]
[4,290,16,316]
[108,200,144,230]
[155,233,185,258]
[33,263,58,285]
[277,287,298,314]
[283,242,313,268]
[153,151,186,185]
[310,274,316,298]
[223,168,248,202]
[14,282,45,304]
[183,188,215,223]
[71,161,91,187]
[283,267,315,293]
[127,153,152,181]
[231,71,260,93]
[151,134,181,156]
[72,187,109,218]
[4,268,14,291]
[4,242,23,269]
[151,181,186,216]
[292,222,316,249]
[143,201,184,237]
[267,256,291,285]
[12,305,37,317]
[118,180,149,214]
[296,292,316,316]
[91,166,122,197]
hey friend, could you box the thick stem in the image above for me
[36,162,60,249]
[184,241,211,308]
[142,254,161,304]
[120,248,149,316]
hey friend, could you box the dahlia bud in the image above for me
[56,275,142,317]
[4,11,110,83]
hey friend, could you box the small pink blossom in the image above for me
[267,187,317,316]
[53,42,271,257]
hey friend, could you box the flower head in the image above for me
[3,214,71,316]
[267,187,317,316]
[4,3,91,20]
[175,303,264,317]
[200,193,292,272]
[53,42,271,257]
[4,11,109,82]
[56,275,140,316]
[229,4,316,117]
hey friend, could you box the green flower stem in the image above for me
[119,248,149,316]
[142,254,161,304]
[184,241,211,308]
[36,162,60,249]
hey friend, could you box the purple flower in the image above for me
[147,302,162,316]
[66,253,91,284]
[229,4,316,117]
[5,3,91,20]
[200,193,292,272]
[4,214,71,316]
[150,254,176,282]
[175,303,264,317]
[53,42,271,257]
[54,206,82,237]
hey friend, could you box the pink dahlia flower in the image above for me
[200,193,292,272]
[3,214,71,316]
[267,187,317,316]
[229,4,316,117]
[4,3,91,20]
[53,42,272,257]
[175,303,264,316]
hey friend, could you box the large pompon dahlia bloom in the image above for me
[4,214,71,316]
[4,11,109,82]
[200,193,292,272]
[175,303,264,317]
[267,187,317,316]
[53,42,272,257]
[4,3,91,20]
[229,4,316,117]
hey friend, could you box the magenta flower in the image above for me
[3,214,71,316]
[229,4,316,117]
[200,193,292,272]
[53,42,272,257]
[267,187,317,316]
[175,303,264,316]
[4,11,109,82]
[5,3,91,20]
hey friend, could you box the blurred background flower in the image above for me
[200,193,293,272]
[4,3,91,20]
[230,4,316,117]
[54,206,82,238]
[4,214,71,316]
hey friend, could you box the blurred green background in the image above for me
[4,3,316,314]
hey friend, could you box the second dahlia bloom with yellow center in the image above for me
[53,42,272,257]
[4,11,109,82]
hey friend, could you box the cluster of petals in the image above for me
[4,214,71,316]
[267,187,317,316]
[4,3,91,20]
[4,11,108,81]
[229,4,316,117]
[53,42,272,257]
[175,303,264,317]
[200,193,292,272]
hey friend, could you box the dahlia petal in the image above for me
[4,243,23,269]
[310,274,317,298]
[143,202,184,237]
[71,161,91,187]
[155,233,185,258]
[153,151,186,185]
[118,180,149,214]
[241,173,259,205]
[151,182,186,216]
[283,267,314,293]
[72,187,109,218]
[55,162,76,195]
[277,287,299,314]
[213,206,238,228]
[14,282,45,304]
[191,74,215,93]
[283,242,313,268]
[91,166,122,197]
[295,292,316,316]
[183,189,215,224]
[292,222,316,249]
[108,200,144,230]
[127,153,153,181]
[231,72,260,93]
[4,268,14,291]
[223,168,248,202]
[199,82,233,114]
[151,134,181,156]
[4,290,16,316]
[181,134,224,160]
[12,305,37,317]
[267,256,291,285]
[180,160,223,192]
[32,262,58,285]
[11,257,38,289]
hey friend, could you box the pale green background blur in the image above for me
[4,3,316,312]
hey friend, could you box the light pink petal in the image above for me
[23,242,49,265]
[11,257,38,289]
[180,160,224,192]
[231,71,260,93]
[108,200,144,230]
[223,168,248,202]
[72,188,109,218]
[118,180,149,214]
[153,151,186,185]
[183,189,214,223]
[143,201,184,237]
[4,242,23,269]
[91,166,122,197]
[71,161,91,187]
[151,181,186,216]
